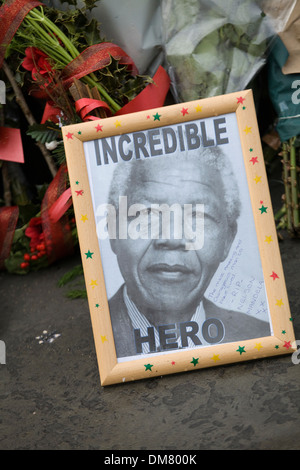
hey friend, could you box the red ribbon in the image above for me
[116,66,170,115]
[75,98,112,121]
[0,0,43,68]
[0,206,19,270]
[61,42,138,88]
[41,164,73,264]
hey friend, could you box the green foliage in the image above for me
[26,122,62,144]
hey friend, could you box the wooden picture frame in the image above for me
[62,90,296,386]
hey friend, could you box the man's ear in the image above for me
[110,237,117,255]
[221,221,238,262]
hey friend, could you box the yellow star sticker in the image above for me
[90,279,98,288]
[276,299,284,307]
[195,104,202,112]
[211,354,220,362]
[244,126,252,134]
[265,235,273,243]
[81,214,88,222]
[254,343,263,351]
[115,120,121,127]
[254,175,261,184]
[101,335,108,343]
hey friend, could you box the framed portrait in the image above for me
[62,90,296,386]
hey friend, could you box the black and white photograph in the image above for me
[83,112,272,361]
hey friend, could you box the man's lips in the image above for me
[147,263,193,275]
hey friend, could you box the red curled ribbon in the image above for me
[75,98,112,121]
[0,0,43,68]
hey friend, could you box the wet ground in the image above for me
[0,178,299,450]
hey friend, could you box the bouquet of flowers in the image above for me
[0,0,170,275]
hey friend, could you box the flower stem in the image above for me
[26,7,122,113]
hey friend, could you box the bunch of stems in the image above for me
[19,6,121,113]
[276,137,300,235]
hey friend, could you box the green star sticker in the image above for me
[75,181,79,185]
[190,357,199,367]
[95,303,100,308]
[259,205,268,214]
[275,345,279,349]
[85,250,94,259]
[144,363,153,371]
[78,131,82,135]
[236,346,246,355]
[153,112,161,121]
[249,148,253,152]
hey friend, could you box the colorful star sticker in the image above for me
[254,175,262,184]
[195,104,202,112]
[81,214,88,222]
[243,126,252,134]
[237,96,246,104]
[95,124,103,132]
[171,361,176,365]
[146,115,150,119]
[181,107,188,116]
[211,354,220,362]
[95,303,100,308]
[85,250,94,259]
[282,330,286,335]
[276,299,283,307]
[190,357,199,367]
[75,181,79,185]
[283,341,292,350]
[78,131,82,135]
[250,156,259,165]
[75,189,84,196]
[259,204,268,214]
[275,345,279,349]
[115,120,121,128]
[101,335,107,343]
[265,236,273,243]
[254,343,263,351]
[249,148,253,152]
[270,271,279,281]
[153,112,161,121]
[66,132,73,140]
[236,346,246,355]
[90,279,98,288]
[144,363,153,371]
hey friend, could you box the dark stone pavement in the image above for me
[0,178,299,450]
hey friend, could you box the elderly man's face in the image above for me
[110,158,236,323]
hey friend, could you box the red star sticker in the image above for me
[250,157,258,165]
[181,107,189,116]
[171,361,176,365]
[146,115,150,119]
[66,132,73,140]
[270,271,279,281]
[75,190,84,196]
[237,96,245,104]
[95,124,103,132]
[283,341,292,350]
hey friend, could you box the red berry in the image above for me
[31,255,38,261]
[24,253,30,261]
[20,262,29,269]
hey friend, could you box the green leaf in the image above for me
[27,122,61,144]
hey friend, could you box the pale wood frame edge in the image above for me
[62,90,296,386]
